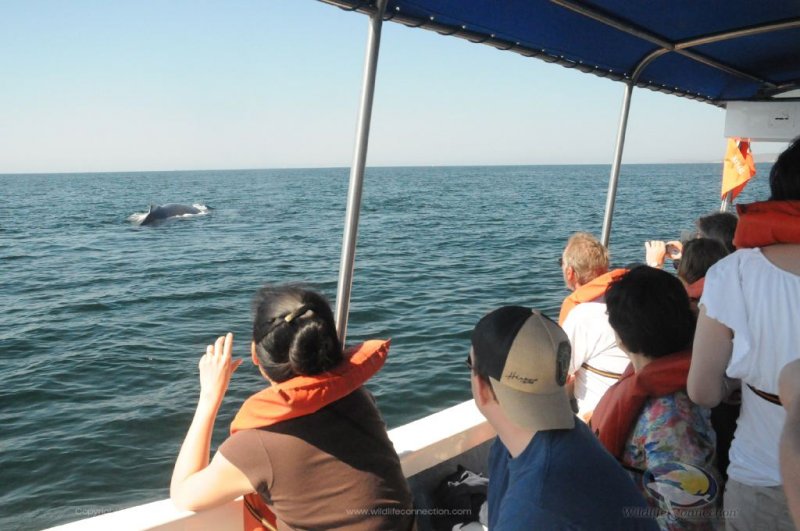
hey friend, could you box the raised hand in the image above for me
[645,240,667,268]
[199,332,243,406]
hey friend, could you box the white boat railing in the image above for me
[46,399,494,531]
[46,498,245,531]
[390,398,494,478]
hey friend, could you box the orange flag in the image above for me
[721,137,756,200]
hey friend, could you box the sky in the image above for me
[0,1,785,173]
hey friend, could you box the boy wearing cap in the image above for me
[469,306,656,530]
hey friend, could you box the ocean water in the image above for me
[0,164,769,529]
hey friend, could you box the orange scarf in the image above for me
[590,350,691,459]
[231,339,389,433]
[559,268,627,325]
[231,339,389,531]
[733,200,800,249]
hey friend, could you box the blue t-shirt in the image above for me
[488,419,658,530]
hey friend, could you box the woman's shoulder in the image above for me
[701,248,770,312]
[706,248,761,278]
[629,392,715,465]
[218,429,274,481]
[635,392,711,437]
[325,388,387,427]
[704,247,797,299]
[221,428,268,453]
[271,387,388,435]
[653,390,709,418]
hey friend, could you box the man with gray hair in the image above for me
[559,232,628,420]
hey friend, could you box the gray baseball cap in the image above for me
[471,306,575,431]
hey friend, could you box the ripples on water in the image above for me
[0,165,768,529]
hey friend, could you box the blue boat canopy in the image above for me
[320,0,800,105]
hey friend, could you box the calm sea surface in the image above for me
[0,164,769,529]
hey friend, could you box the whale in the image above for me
[140,203,207,225]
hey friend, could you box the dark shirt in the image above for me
[488,418,658,530]
[220,388,413,530]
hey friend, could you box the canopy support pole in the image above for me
[600,81,634,247]
[335,0,388,345]
[720,191,733,211]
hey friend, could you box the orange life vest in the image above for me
[559,268,627,325]
[590,350,692,460]
[733,200,800,249]
[231,339,390,531]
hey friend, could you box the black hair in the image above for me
[695,212,738,253]
[252,285,342,383]
[678,238,729,285]
[605,266,695,358]
[770,136,800,201]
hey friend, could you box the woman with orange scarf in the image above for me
[170,285,413,530]
[591,266,717,530]
[688,137,800,531]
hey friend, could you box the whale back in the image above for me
[140,203,202,225]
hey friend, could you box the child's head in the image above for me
[677,238,729,285]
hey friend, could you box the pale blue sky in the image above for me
[0,1,774,173]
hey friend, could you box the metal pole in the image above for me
[600,81,634,247]
[720,191,733,211]
[334,0,388,345]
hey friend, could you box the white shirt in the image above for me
[562,302,630,418]
[701,248,800,486]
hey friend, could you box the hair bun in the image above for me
[288,320,339,375]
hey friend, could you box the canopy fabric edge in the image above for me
[318,0,800,107]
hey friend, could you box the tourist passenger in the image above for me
[170,285,413,530]
[696,212,738,254]
[779,359,800,528]
[468,306,657,530]
[675,237,738,486]
[559,232,628,420]
[676,237,729,315]
[688,137,800,531]
[644,212,738,270]
[591,266,717,530]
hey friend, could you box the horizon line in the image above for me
[0,160,744,177]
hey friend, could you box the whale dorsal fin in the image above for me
[148,204,156,213]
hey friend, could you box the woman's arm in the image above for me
[688,305,734,408]
[170,333,253,511]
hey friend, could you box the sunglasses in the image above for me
[465,353,473,371]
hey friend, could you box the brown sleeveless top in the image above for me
[219,388,413,530]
